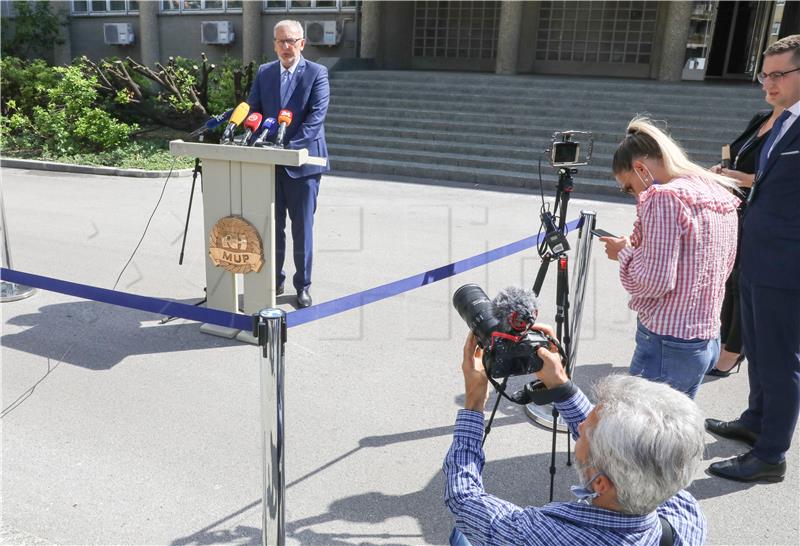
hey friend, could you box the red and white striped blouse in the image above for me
[617,175,741,340]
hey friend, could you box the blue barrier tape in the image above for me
[0,218,580,330]
[1,267,252,331]
[287,218,581,327]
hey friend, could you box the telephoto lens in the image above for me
[452,284,502,349]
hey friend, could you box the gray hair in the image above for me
[586,375,705,515]
[274,20,304,39]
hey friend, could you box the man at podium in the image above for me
[247,19,330,308]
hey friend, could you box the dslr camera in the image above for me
[453,284,550,378]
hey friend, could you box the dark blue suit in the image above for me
[738,107,800,464]
[246,56,330,291]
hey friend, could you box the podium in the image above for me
[169,140,326,342]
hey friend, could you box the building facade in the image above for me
[3,1,799,81]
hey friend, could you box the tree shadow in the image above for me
[2,299,242,371]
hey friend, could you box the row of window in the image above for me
[70,0,357,15]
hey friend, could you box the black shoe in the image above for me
[706,354,745,377]
[705,418,759,446]
[708,451,785,483]
[276,285,284,296]
[297,288,312,308]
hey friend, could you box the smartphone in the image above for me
[592,228,618,238]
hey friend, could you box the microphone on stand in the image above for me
[220,102,251,144]
[252,117,277,147]
[273,109,293,148]
[240,112,263,146]
[188,109,233,140]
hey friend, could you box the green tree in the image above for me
[1,1,64,60]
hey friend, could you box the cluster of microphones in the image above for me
[188,101,293,148]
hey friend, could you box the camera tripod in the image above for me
[529,166,598,501]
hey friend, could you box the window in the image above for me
[72,0,138,14]
[535,0,657,64]
[265,0,356,12]
[413,1,500,60]
[161,0,242,13]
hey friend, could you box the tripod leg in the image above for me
[179,158,201,265]
[533,257,552,297]
[549,406,559,502]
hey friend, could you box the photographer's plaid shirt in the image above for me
[443,390,707,545]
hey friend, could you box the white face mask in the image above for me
[570,469,605,503]
[634,164,659,189]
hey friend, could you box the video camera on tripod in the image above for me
[538,131,595,257]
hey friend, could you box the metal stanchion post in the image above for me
[253,308,286,546]
[0,185,36,302]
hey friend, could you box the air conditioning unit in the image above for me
[103,23,135,45]
[304,20,338,46]
[201,21,235,45]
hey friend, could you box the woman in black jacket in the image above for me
[707,107,781,376]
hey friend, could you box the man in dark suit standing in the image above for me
[706,35,800,482]
[247,20,330,308]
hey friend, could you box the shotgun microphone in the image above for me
[188,109,233,140]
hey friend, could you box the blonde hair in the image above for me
[613,116,738,192]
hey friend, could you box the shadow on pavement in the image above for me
[2,299,242,371]
[170,452,563,546]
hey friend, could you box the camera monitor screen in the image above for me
[552,141,580,166]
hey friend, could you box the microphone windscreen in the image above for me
[278,109,293,126]
[229,102,251,126]
[243,112,263,131]
[492,287,539,327]
[210,108,233,127]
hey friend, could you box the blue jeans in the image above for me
[449,528,472,546]
[629,320,720,399]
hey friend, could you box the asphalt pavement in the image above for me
[1,167,798,545]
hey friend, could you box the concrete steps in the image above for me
[325,70,766,193]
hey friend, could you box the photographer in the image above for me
[443,325,707,545]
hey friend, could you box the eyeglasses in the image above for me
[757,67,800,84]
[619,185,636,196]
[274,38,302,47]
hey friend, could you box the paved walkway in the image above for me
[1,168,798,545]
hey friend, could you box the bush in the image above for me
[1,62,137,155]
[0,57,60,117]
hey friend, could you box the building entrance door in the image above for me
[706,0,772,80]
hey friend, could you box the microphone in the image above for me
[252,117,277,147]
[492,287,539,330]
[273,109,293,148]
[220,102,251,144]
[240,112,263,146]
[189,109,233,140]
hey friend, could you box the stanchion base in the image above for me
[199,323,240,339]
[1,282,36,303]
[235,330,259,345]
[525,402,569,433]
